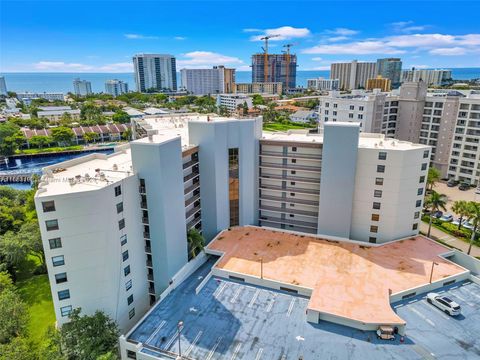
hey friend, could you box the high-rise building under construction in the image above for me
[251,53,297,90]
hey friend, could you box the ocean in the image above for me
[1,68,479,94]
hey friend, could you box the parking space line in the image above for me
[266,295,276,312]
[287,298,295,317]
[214,282,227,299]
[230,343,241,360]
[255,348,263,360]
[461,286,480,300]
[163,333,178,350]
[184,330,203,356]
[230,287,242,303]
[409,307,436,327]
[419,301,450,321]
[205,336,223,360]
[146,320,166,344]
[249,289,260,308]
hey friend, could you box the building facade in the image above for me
[251,53,297,90]
[306,77,340,91]
[376,58,402,88]
[105,79,129,97]
[16,92,64,102]
[73,78,92,96]
[216,94,253,113]
[330,60,377,90]
[366,76,392,92]
[401,69,453,87]
[133,54,177,93]
[180,66,235,95]
[235,82,283,95]
[0,76,7,95]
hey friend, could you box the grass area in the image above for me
[17,274,55,345]
[15,145,83,155]
[422,216,480,246]
[263,121,316,132]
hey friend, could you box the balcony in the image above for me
[260,161,321,172]
[184,172,199,183]
[259,204,318,218]
[183,158,199,170]
[185,205,201,219]
[184,181,200,195]
[142,217,149,224]
[145,246,151,253]
[187,217,201,230]
[260,150,322,161]
[185,193,201,207]
[140,201,148,209]
[147,274,154,281]
[259,220,317,234]
[143,231,151,239]
[258,215,318,229]
[259,183,319,195]
[139,185,146,194]
[148,286,155,294]
[259,172,320,184]
[259,194,319,207]
[146,260,152,267]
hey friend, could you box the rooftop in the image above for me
[206,226,466,327]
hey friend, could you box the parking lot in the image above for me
[394,280,480,359]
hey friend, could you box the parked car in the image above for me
[459,182,470,191]
[463,221,475,231]
[447,179,459,187]
[440,214,453,222]
[427,293,461,316]
[452,218,467,227]
[433,211,443,219]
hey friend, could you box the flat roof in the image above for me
[206,226,466,326]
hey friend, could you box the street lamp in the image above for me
[429,261,439,283]
[176,320,184,360]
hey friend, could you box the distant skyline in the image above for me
[1,1,480,73]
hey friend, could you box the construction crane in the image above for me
[260,35,279,82]
[283,43,295,91]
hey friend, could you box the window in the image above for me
[116,202,124,213]
[124,265,131,276]
[60,305,72,317]
[421,163,428,171]
[412,223,418,230]
[126,279,132,291]
[45,219,59,231]
[42,201,56,212]
[370,226,378,233]
[120,234,127,246]
[49,237,62,249]
[291,159,296,163]
[114,185,122,197]
[377,165,385,173]
[416,200,422,207]
[417,188,423,196]
[378,152,387,160]
[58,289,70,300]
[118,219,125,230]
[127,350,137,359]
[414,212,420,219]
[228,148,239,227]
[359,106,364,111]
[348,113,354,118]
[371,214,380,221]
[423,150,429,158]
[127,294,134,305]
[375,177,384,186]
[333,103,338,108]
[129,308,135,319]
[52,255,65,267]
[122,250,129,262]
[349,105,354,110]
[373,202,381,210]
[55,272,68,284]
[292,147,297,152]
[358,114,363,120]
[419,176,425,183]
[374,190,382,198]
[369,237,377,243]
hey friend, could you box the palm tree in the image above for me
[466,202,480,255]
[427,167,441,192]
[425,191,447,238]
[451,200,469,230]
[187,228,205,260]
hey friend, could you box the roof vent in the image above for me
[112,164,118,171]
[85,173,90,181]
[99,172,106,181]
[68,177,75,186]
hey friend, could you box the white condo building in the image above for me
[35,114,430,334]
[330,60,377,90]
[133,54,177,93]
[73,78,92,96]
[105,79,129,97]
[0,76,7,95]
[401,69,452,87]
[180,66,235,95]
[307,77,340,91]
[216,94,253,113]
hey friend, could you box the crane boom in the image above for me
[260,35,280,82]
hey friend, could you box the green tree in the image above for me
[0,231,29,273]
[0,336,36,360]
[19,221,45,271]
[427,167,441,191]
[0,122,23,156]
[0,272,13,293]
[29,135,52,149]
[466,202,480,255]
[424,191,447,238]
[0,289,28,343]
[217,105,229,116]
[59,112,73,126]
[242,101,249,116]
[111,111,130,124]
[58,309,119,360]
[83,132,100,143]
[51,127,75,146]
[252,94,265,106]
[187,228,205,260]
[121,128,132,141]
[452,200,469,230]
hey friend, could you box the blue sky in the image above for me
[1,1,479,73]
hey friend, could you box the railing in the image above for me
[187,217,201,230]
[147,274,154,281]
[259,194,319,206]
[185,193,201,207]
[258,215,318,229]
[142,217,149,224]
[146,260,152,267]
[145,246,151,253]
[139,185,146,193]
[259,172,320,184]
[184,181,200,195]
[140,201,148,209]
[183,158,199,170]
[185,205,201,219]
[259,204,318,217]
[259,183,320,195]
[143,231,150,239]
[183,171,199,183]
[260,161,321,172]
[260,150,322,160]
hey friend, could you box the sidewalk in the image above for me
[420,221,480,257]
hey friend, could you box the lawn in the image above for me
[263,121,316,132]
[15,145,83,155]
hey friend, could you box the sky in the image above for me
[1,0,480,73]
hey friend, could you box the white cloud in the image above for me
[302,41,405,55]
[177,51,245,68]
[124,33,158,40]
[325,28,359,36]
[243,28,261,33]
[326,36,349,42]
[32,61,132,73]
[307,66,330,71]
[237,65,251,71]
[407,64,431,69]
[429,47,467,56]
[174,36,186,40]
[385,34,455,47]
[391,21,428,33]
[312,57,323,61]
[249,26,311,41]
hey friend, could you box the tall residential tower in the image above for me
[133,54,177,93]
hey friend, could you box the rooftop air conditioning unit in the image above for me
[100,173,106,181]
[113,164,118,171]
[68,178,75,186]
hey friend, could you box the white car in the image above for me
[426,293,461,316]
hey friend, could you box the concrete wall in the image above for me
[188,118,262,242]
[131,137,188,294]
[317,123,359,238]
